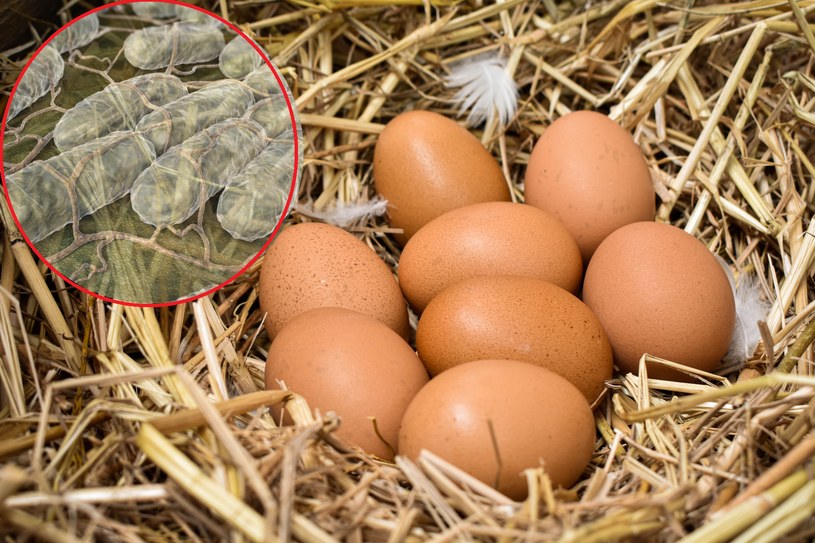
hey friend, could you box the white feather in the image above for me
[295,197,389,228]
[446,53,518,127]
[717,257,770,365]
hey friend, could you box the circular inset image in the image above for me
[1,0,301,306]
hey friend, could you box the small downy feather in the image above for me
[446,52,518,128]
[295,196,389,228]
[717,256,770,365]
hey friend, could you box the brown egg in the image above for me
[416,276,611,403]
[259,222,409,339]
[398,202,582,313]
[524,110,655,261]
[398,359,595,499]
[266,307,428,459]
[582,222,736,380]
[373,110,511,244]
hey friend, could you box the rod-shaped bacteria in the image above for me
[219,35,264,79]
[243,65,284,98]
[245,94,290,139]
[216,130,296,241]
[54,73,188,152]
[132,2,178,19]
[50,13,100,53]
[175,4,221,26]
[5,131,156,243]
[135,79,255,154]
[131,118,267,227]
[123,22,225,70]
[148,3,223,28]
[7,45,64,120]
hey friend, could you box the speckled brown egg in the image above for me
[373,110,511,244]
[398,359,595,500]
[266,307,428,460]
[524,110,655,261]
[259,222,409,339]
[416,276,612,403]
[582,222,736,380]
[398,202,582,313]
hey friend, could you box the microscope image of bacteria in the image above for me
[53,73,188,151]
[1,3,299,303]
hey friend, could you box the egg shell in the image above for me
[398,359,595,500]
[582,222,736,380]
[524,110,655,261]
[266,307,428,459]
[398,202,583,313]
[373,110,511,244]
[416,275,612,403]
[259,222,409,339]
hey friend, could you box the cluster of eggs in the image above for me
[258,110,736,500]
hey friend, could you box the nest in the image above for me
[2,1,815,541]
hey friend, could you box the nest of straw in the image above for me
[2,1,815,541]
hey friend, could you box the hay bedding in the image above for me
[2,0,815,541]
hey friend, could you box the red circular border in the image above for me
[0,0,300,308]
